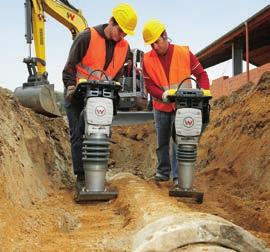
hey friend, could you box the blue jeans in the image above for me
[154,109,178,180]
[64,92,84,175]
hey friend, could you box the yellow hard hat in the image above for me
[112,3,137,35]
[142,19,166,45]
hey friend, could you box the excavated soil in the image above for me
[0,72,270,250]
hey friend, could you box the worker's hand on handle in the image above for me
[65,85,76,102]
[162,89,176,103]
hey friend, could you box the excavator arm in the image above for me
[15,0,88,117]
[29,0,88,75]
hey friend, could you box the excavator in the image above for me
[15,0,153,124]
[14,0,88,117]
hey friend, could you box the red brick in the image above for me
[211,63,270,99]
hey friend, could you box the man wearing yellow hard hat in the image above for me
[63,3,137,187]
[142,19,210,185]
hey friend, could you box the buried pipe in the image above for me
[110,173,269,252]
[132,214,269,252]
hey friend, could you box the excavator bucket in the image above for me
[14,84,61,117]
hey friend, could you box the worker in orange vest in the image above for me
[142,19,210,185]
[62,3,137,187]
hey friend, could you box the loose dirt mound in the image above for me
[109,123,156,179]
[0,88,73,207]
[0,72,269,250]
[195,71,270,242]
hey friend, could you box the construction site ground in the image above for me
[0,72,270,251]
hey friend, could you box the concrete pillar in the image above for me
[232,38,243,76]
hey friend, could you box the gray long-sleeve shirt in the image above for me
[62,24,130,88]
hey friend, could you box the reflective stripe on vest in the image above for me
[76,28,128,83]
[144,45,191,112]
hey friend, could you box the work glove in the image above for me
[114,81,122,91]
[65,85,76,102]
[162,89,177,103]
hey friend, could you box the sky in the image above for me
[0,0,269,92]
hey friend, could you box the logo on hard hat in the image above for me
[95,106,106,117]
[183,117,194,128]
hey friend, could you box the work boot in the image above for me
[154,174,169,182]
[173,178,178,187]
[76,173,85,190]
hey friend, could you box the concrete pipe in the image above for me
[110,173,269,252]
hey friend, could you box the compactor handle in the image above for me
[87,69,110,81]
[177,77,201,90]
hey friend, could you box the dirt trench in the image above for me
[0,72,270,251]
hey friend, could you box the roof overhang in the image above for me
[196,5,270,68]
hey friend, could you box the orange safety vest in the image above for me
[144,45,191,112]
[76,28,128,83]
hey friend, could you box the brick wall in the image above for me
[210,63,270,99]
